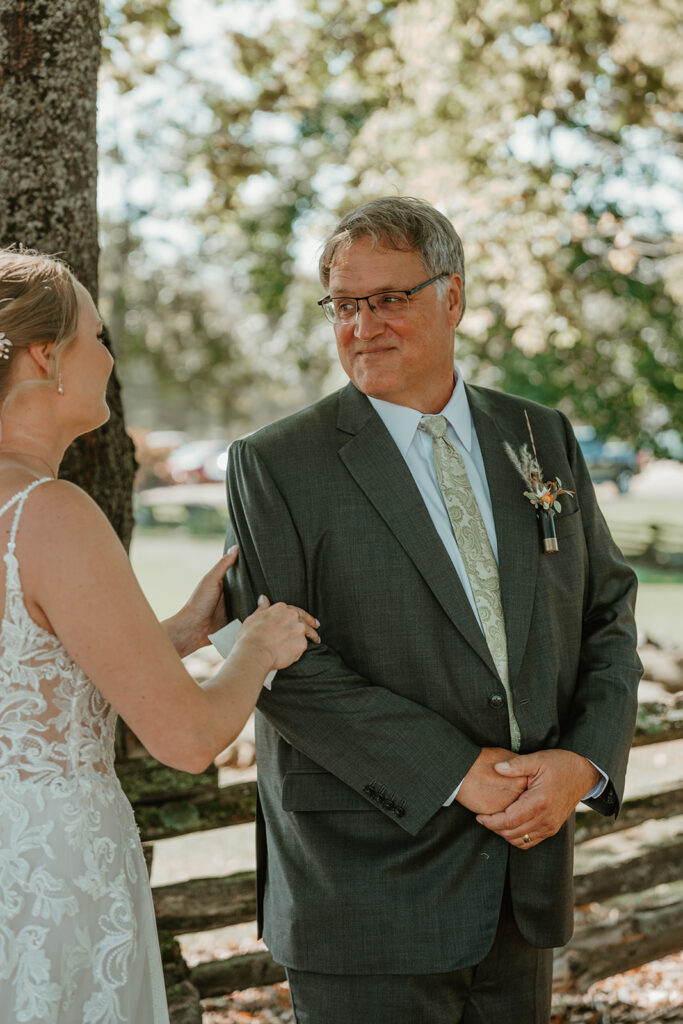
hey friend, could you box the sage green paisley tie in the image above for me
[419,415,521,751]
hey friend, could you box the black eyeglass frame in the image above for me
[317,272,450,324]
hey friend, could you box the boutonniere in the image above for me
[504,411,574,554]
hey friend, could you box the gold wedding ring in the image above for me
[522,833,531,844]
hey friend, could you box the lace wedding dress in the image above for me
[0,480,170,1023]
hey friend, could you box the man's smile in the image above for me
[354,345,396,357]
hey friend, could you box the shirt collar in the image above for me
[368,365,472,458]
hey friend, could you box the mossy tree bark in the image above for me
[0,0,136,549]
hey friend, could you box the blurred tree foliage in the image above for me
[100,0,682,450]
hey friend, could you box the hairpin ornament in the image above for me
[0,332,12,360]
[504,411,574,553]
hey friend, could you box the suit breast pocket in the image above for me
[282,771,375,812]
[537,507,587,609]
[553,507,583,543]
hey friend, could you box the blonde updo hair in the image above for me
[0,247,80,420]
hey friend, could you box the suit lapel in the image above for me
[336,384,498,677]
[467,386,539,684]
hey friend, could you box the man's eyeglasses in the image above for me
[317,273,449,325]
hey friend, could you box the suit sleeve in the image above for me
[556,412,642,816]
[224,437,482,836]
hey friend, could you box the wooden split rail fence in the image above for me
[116,703,683,1023]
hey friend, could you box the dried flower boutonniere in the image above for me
[504,411,574,553]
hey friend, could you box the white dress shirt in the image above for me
[368,366,606,804]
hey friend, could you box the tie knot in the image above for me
[419,414,449,440]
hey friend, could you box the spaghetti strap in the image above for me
[1,477,53,556]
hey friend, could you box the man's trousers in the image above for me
[285,881,554,1024]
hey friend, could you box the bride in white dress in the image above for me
[0,248,319,1023]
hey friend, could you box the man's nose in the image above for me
[354,298,384,337]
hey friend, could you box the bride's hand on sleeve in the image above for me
[163,547,239,657]
[237,595,320,672]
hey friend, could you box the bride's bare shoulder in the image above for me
[4,476,118,553]
[0,467,52,506]
[0,473,94,510]
[0,476,125,631]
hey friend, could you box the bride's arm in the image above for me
[16,480,318,773]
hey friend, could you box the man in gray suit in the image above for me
[224,197,641,1023]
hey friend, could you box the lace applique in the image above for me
[82,868,139,1024]
[0,480,169,1022]
[75,837,118,901]
[14,925,63,1024]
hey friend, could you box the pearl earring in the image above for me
[57,373,64,395]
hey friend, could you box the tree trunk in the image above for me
[0,0,136,550]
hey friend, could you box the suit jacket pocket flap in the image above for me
[554,507,582,536]
[282,771,374,812]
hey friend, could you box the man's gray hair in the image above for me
[319,196,466,318]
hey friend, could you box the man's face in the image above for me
[327,236,463,413]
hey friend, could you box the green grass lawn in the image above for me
[600,494,682,643]
[130,494,683,646]
[130,530,225,621]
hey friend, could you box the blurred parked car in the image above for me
[200,444,232,483]
[165,440,230,485]
[129,428,189,490]
[199,434,257,483]
[574,426,640,493]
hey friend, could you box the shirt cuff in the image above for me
[443,781,462,806]
[583,760,608,800]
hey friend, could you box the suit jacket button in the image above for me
[489,694,505,709]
